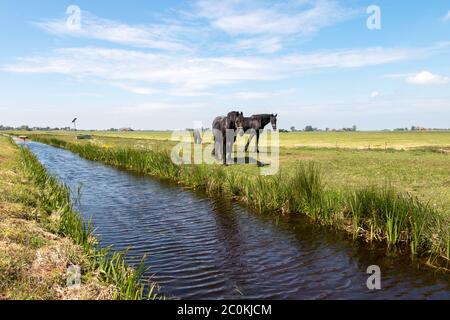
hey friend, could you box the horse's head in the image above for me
[228,111,244,136]
[270,114,278,131]
[236,112,245,136]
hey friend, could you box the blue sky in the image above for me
[1,0,450,130]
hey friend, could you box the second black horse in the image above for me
[243,114,277,153]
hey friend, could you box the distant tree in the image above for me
[352,125,357,132]
[19,125,31,131]
[304,125,314,132]
[290,126,296,132]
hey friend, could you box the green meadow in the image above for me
[28,129,450,149]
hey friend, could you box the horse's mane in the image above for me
[251,114,273,119]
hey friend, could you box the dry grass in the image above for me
[0,135,114,300]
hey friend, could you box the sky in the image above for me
[0,0,450,130]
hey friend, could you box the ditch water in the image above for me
[22,141,449,299]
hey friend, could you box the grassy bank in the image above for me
[0,136,159,299]
[27,135,449,270]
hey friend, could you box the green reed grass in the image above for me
[30,135,450,269]
[17,144,160,299]
[288,162,326,220]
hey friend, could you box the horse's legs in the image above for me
[222,139,227,165]
[256,131,260,153]
[245,131,255,152]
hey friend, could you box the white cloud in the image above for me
[406,71,449,85]
[281,47,425,70]
[234,91,284,99]
[113,102,208,113]
[444,11,450,22]
[382,73,411,79]
[34,11,191,51]
[3,45,432,96]
[3,48,276,95]
[30,1,360,54]
[193,0,358,52]
[370,91,380,98]
[112,83,160,95]
[227,37,283,54]
[195,0,355,36]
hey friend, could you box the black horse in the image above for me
[243,114,277,153]
[212,111,244,165]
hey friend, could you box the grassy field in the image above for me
[7,130,449,269]
[36,130,450,149]
[0,135,159,299]
[12,130,450,213]
[279,131,450,149]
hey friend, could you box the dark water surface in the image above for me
[22,141,449,299]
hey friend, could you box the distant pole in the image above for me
[72,118,78,137]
